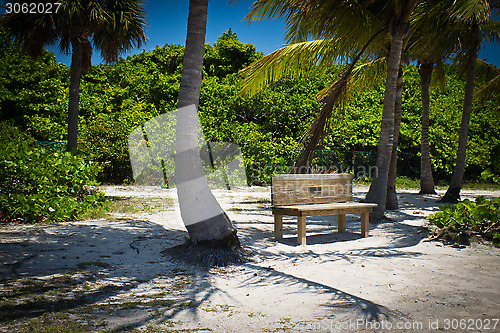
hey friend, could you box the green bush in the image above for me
[0,122,108,223]
[427,197,500,245]
[79,113,134,184]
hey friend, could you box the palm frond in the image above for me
[244,0,386,56]
[315,57,386,102]
[409,1,462,62]
[238,39,349,98]
[347,57,387,99]
[1,4,59,58]
[449,0,491,22]
[243,0,295,24]
[282,0,383,45]
[479,19,500,42]
[431,60,446,92]
[93,0,147,64]
[1,0,147,65]
[474,58,500,101]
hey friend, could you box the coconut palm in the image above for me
[407,2,459,195]
[362,1,420,220]
[1,0,147,153]
[175,0,240,247]
[241,0,500,219]
[241,0,419,221]
[381,0,499,204]
[440,0,499,202]
[418,60,437,194]
[385,62,405,210]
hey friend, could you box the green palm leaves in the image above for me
[239,39,347,98]
[2,0,147,69]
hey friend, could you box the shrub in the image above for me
[427,197,500,245]
[79,113,133,184]
[0,122,108,223]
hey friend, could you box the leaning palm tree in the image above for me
[241,0,419,221]
[385,60,405,210]
[1,0,147,153]
[440,0,499,202]
[407,2,462,195]
[175,0,241,250]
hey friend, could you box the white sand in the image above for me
[1,185,499,332]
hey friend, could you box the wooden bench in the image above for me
[271,173,377,245]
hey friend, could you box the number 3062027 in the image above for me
[5,2,62,14]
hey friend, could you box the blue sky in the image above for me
[47,0,288,65]
[38,0,500,68]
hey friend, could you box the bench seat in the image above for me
[273,202,377,216]
[271,174,377,245]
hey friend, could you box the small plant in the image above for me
[427,196,500,245]
[481,168,500,185]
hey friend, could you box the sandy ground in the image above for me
[1,185,500,332]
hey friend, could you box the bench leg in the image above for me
[274,214,283,240]
[297,215,306,245]
[361,212,369,237]
[338,214,346,233]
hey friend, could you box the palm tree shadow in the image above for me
[0,218,189,326]
[277,230,363,246]
[238,263,404,323]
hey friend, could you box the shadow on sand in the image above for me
[0,191,451,330]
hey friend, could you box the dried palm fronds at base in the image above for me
[162,232,251,268]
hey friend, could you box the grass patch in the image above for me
[0,265,206,332]
[171,275,192,291]
[136,324,213,332]
[202,304,236,316]
[20,312,99,333]
[77,196,174,220]
[108,196,174,214]
[461,181,500,191]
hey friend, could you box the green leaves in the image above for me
[481,168,500,184]
[1,25,499,186]
[428,196,500,245]
[0,122,106,223]
[238,39,347,98]
[204,30,262,79]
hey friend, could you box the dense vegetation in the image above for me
[0,122,107,223]
[1,28,499,188]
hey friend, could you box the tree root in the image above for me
[162,231,250,268]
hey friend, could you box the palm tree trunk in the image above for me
[441,24,479,202]
[419,61,436,194]
[386,65,404,210]
[176,0,238,246]
[365,31,405,221]
[66,40,83,153]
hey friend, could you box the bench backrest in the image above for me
[271,173,353,206]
